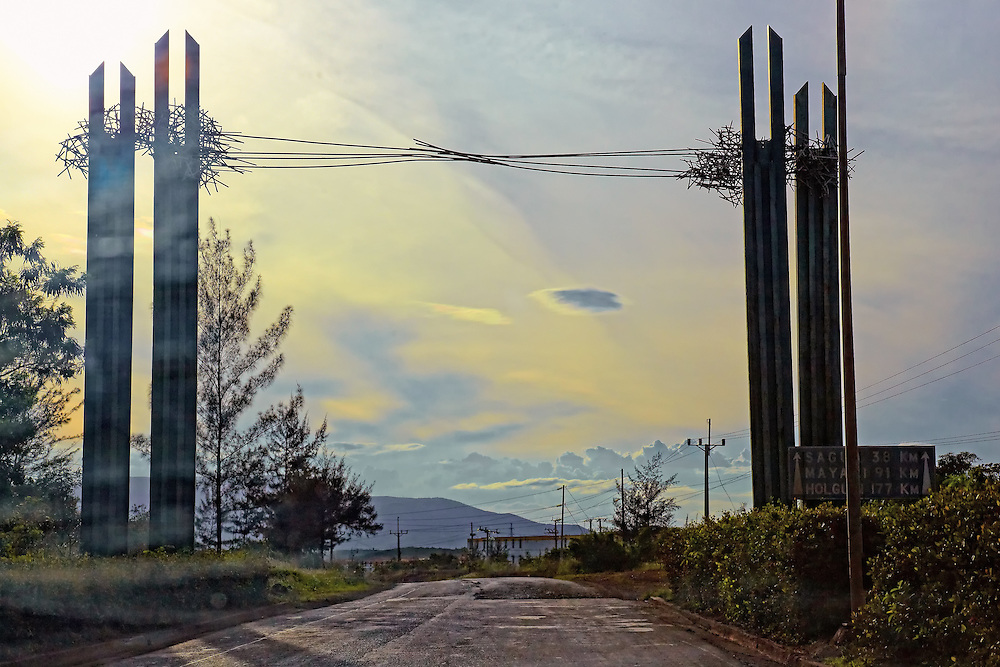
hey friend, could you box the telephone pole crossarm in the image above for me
[479,526,500,559]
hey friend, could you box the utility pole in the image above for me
[687,419,725,520]
[545,521,559,552]
[619,468,626,537]
[588,518,593,533]
[560,485,566,549]
[597,517,603,533]
[390,516,407,562]
[836,0,865,614]
[479,526,499,559]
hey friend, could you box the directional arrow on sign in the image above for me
[792,450,803,497]
[921,452,932,494]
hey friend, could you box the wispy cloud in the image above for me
[531,287,624,315]
[380,442,425,453]
[453,477,615,494]
[416,301,511,325]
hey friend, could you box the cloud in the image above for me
[380,442,425,453]
[531,287,624,315]
[336,437,749,525]
[425,422,526,448]
[332,441,426,456]
[730,447,751,467]
[453,477,614,495]
[332,442,367,452]
[416,301,511,325]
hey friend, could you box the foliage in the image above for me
[241,385,328,540]
[0,221,83,552]
[937,450,1000,488]
[0,551,272,629]
[127,503,150,553]
[567,530,634,573]
[263,562,369,603]
[612,452,679,541]
[261,385,327,485]
[851,475,1000,666]
[195,218,292,553]
[937,451,982,479]
[264,453,382,559]
[647,475,1000,661]
[663,503,876,643]
[0,551,373,661]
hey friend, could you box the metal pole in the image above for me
[560,485,566,549]
[621,468,626,537]
[705,421,711,518]
[836,0,866,613]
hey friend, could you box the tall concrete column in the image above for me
[81,63,136,556]
[739,27,795,507]
[794,83,843,450]
[149,32,200,551]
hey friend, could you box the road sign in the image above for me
[789,446,935,500]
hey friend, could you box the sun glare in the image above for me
[4,2,164,93]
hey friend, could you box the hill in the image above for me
[124,481,585,550]
[338,496,586,551]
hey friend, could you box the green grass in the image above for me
[267,563,371,602]
[0,551,378,661]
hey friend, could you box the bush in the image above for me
[568,531,633,573]
[0,495,79,557]
[852,476,1000,666]
[666,503,873,643]
[0,551,272,628]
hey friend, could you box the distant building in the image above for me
[468,534,567,566]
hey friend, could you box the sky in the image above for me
[2,1,999,532]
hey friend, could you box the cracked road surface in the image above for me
[114,578,778,666]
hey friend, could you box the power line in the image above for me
[858,323,1000,392]
[857,337,1000,401]
[713,322,1000,445]
[709,451,738,512]
[224,133,705,178]
[858,352,1000,409]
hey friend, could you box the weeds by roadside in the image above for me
[0,550,375,662]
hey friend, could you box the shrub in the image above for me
[667,503,873,643]
[852,476,1000,666]
[0,551,272,627]
[568,531,633,573]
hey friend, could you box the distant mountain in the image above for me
[340,496,586,551]
[125,480,582,550]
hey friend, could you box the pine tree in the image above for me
[236,385,327,543]
[613,452,679,541]
[261,385,327,493]
[196,218,291,553]
[265,452,381,560]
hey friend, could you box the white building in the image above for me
[468,534,569,566]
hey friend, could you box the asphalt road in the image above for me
[114,578,779,666]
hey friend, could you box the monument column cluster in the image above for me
[738,26,844,507]
[80,32,200,555]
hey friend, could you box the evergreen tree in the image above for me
[195,218,292,553]
[230,385,327,543]
[265,452,381,560]
[613,452,679,541]
[260,385,328,493]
